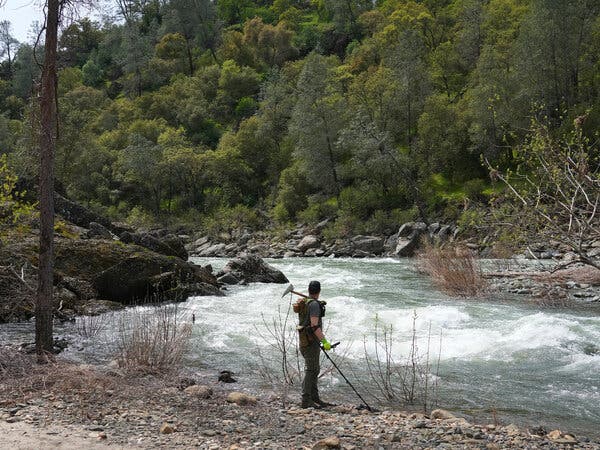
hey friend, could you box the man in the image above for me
[297,280,334,408]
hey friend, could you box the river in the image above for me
[2,257,599,438]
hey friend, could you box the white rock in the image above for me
[226,392,257,406]
[184,385,213,399]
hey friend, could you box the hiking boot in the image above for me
[300,400,322,409]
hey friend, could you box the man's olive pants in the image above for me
[300,342,320,403]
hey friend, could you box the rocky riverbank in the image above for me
[0,356,598,449]
[484,263,600,307]
[2,190,599,324]
[187,221,460,259]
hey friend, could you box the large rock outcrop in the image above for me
[0,236,220,323]
[120,231,188,260]
[217,255,288,284]
[54,239,218,304]
[55,193,131,235]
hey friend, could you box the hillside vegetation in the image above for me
[0,0,598,243]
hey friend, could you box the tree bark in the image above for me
[36,0,60,360]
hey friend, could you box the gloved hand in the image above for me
[320,338,331,351]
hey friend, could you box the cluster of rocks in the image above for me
[486,264,600,306]
[0,195,222,323]
[491,277,600,305]
[188,222,459,259]
[517,241,600,262]
[1,363,598,449]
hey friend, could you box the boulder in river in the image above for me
[392,222,428,257]
[218,255,289,284]
[351,235,384,255]
[297,235,320,253]
[55,238,219,303]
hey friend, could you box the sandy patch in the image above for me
[0,421,135,449]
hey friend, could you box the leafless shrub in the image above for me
[114,304,192,374]
[256,303,302,387]
[417,244,488,297]
[75,313,109,339]
[0,355,120,407]
[361,313,441,412]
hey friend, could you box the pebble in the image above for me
[159,423,175,434]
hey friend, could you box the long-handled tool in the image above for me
[281,283,309,299]
[321,342,374,412]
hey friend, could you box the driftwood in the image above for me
[0,264,35,292]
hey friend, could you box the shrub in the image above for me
[0,155,37,238]
[296,196,338,224]
[126,206,156,228]
[114,304,192,374]
[359,312,441,411]
[417,244,488,297]
[201,204,263,239]
[363,207,419,236]
[322,211,362,239]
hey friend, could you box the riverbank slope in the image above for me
[1,356,598,449]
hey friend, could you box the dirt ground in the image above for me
[0,420,135,449]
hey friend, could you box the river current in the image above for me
[2,257,599,437]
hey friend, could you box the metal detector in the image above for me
[321,342,374,412]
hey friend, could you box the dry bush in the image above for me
[256,303,302,387]
[76,313,110,339]
[417,244,488,297]
[0,354,121,408]
[114,304,192,374]
[360,313,441,412]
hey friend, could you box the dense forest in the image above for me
[0,0,599,239]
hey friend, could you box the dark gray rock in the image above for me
[393,222,429,257]
[218,272,241,285]
[58,277,97,301]
[198,243,227,257]
[55,193,131,235]
[86,222,114,239]
[437,225,452,240]
[93,253,219,303]
[351,235,384,254]
[220,255,289,284]
[119,232,188,259]
[428,223,440,235]
[55,193,112,230]
[395,238,420,257]
[398,222,426,238]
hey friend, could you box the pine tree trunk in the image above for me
[36,0,59,361]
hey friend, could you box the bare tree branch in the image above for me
[486,122,600,270]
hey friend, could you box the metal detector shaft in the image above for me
[320,345,373,412]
